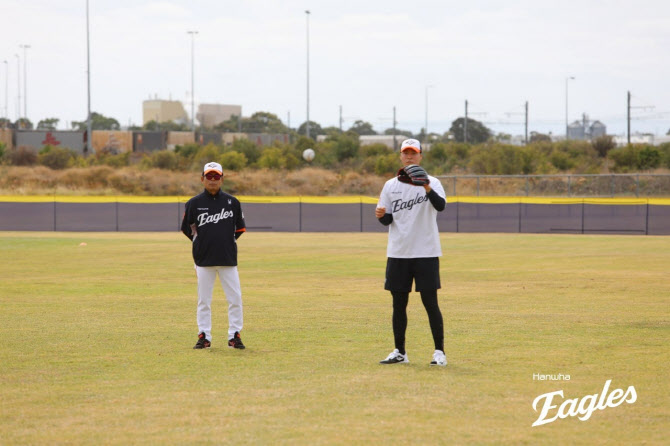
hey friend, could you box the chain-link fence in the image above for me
[439,174,670,197]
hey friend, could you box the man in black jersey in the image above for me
[181,162,247,350]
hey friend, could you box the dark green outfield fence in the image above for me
[1,195,669,235]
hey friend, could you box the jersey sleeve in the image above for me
[431,176,446,199]
[377,181,391,210]
[234,199,246,236]
[181,199,195,240]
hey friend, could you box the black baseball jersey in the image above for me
[181,189,246,267]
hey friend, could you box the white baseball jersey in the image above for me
[377,175,445,258]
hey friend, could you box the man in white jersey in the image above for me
[375,139,447,366]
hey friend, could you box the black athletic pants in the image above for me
[392,290,444,354]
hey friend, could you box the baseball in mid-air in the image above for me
[302,148,315,162]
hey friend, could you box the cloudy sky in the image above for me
[2,0,669,136]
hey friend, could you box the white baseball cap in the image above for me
[203,162,223,175]
[400,139,421,153]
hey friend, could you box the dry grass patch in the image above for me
[0,166,388,197]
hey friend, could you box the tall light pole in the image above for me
[565,76,575,140]
[424,85,433,144]
[463,99,468,144]
[14,53,20,122]
[187,30,198,131]
[305,10,311,139]
[3,60,7,122]
[86,0,92,153]
[19,44,30,121]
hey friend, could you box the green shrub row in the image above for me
[1,136,669,175]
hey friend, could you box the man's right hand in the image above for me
[375,206,386,218]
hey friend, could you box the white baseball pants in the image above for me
[195,265,243,341]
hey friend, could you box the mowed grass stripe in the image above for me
[0,232,668,445]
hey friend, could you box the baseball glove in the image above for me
[402,164,430,186]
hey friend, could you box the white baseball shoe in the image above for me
[379,349,409,364]
[430,350,447,367]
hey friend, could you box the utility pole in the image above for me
[19,45,30,121]
[525,101,529,145]
[339,105,342,132]
[565,76,575,140]
[627,91,631,145]
[3,60,7,122]
[464,100,469,144]
[86,0,92,153]
[187,30,198,132]
[14,53,20,123]
[305,10,311,139]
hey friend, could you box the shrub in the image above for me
[360,143,392,157]
[310,141,338,168]
[638,146,661,170]
[219,151,247,171]
[442,142,472,172]
[294,136,315,154]
[192,143,224,170]
[140,150,180,170]
[658,142,670,169]
[38,145,77,170]
[9,147,38,166]
[592,135,616,158]
[608,145,637,172]
[93,151,130,168]
[468,144,535,174]
[422,143,447,174]
[332,134,359,162]
[230,138,261,165]
[549,150,576,171]
[257,147,284,169]
[282,151,301,170]
[275,142,303,170]
[174,143,200,159]
[608,144,660,171]
[374,153,400,176]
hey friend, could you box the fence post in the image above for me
[456,200,460,233]
[636,174,639,198]
[177,198,181,232]
[568,175,572,196]
[525,176,529,196]
[645,200,649,235]
[299,198,302,232]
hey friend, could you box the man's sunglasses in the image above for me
[204,173,222,180]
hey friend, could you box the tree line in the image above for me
[0,111,544,144]
[3,110,670,144]
[2,130,669,176]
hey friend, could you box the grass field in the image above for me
[0,231,668,445]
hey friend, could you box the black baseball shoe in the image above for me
[228,331,245,349]
[193,332,211,349]
[379,349,409,364]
